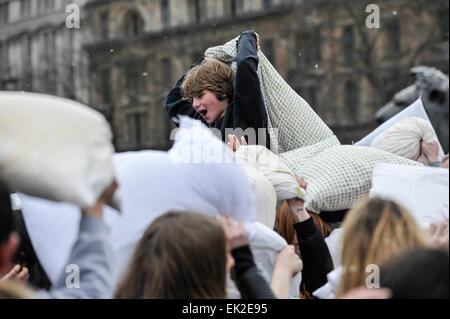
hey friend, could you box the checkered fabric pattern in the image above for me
[205,36,338,154]
[290,146,423,213]
[206,36,423,213]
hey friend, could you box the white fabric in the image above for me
[356,98,445,160]
[0,92,115,209]
[369,163,449,229]
[242,166,277,228]
[236,145,305,202]
[370,117,438,165]
[313,267,342,299]
[20,117,256,286]
[226,222,302,299]
[324,228,343,269]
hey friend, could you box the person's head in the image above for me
[115,211,230,299]
[181,59,235,124]
[0,181,19,276]
[274,201,331,254]
[380,248,449,299]
[335,197,429,298]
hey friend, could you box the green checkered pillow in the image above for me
[206,35,422,213]
[281,145,423,213]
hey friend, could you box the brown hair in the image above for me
[181,59,235,102]
[335,197,429,298]
[114,212,227,299]
[274,201,331,245]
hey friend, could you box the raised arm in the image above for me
[233,30,267,133]
[287,177,334,294]
[35,180,118,299]
[221,216,276,299]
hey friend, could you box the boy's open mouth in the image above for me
[199,109,207,117]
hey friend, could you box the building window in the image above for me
[345,80,359,120]
[22,35,33,90]
[262,39,275,65]
[101,69,112,105]
[0,2,9,24]
[125,62,146,96]
[20,0,31,17]
[296,29,321,67]
[127,113,147,148]
[438,9,449,41]
[161,58,172,90]
[385,19,400,56]
[223,0,242,17]
[263,0,272,9]
[100,11,109,40]
[124,11,144,38]
[161,0,170,28]
[189,0,201,23]
[343,25,354,63]
[307,86,317,110]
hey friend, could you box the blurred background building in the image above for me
[1,0,448,152]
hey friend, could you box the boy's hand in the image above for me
[227,134,247,152]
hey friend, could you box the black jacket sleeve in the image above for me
[231,245,276,299]
[164,56,205,125]
[293,218,334,293]
[233,31,267,134]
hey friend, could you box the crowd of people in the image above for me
[0,30,448,300]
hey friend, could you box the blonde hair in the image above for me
[335,197,429,298]
[181,59,235,102]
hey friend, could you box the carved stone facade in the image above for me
[0,0,89,103]
[2,0,448,151]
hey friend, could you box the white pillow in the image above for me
[20,118,257,285]
[0,92,115,208]
[236,145,305,205]
[370,117,438,165]
[242,166,277,228]
[356,98,445,160]
[369,163,449,228]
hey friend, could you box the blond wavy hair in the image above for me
[335,197,430,298]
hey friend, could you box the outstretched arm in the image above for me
[35,180,118,299]
[233,31,267,135]
[222,216,276,299]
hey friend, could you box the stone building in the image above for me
[2,0,448,151]
[84,0,449,151]
[0,0,89,103]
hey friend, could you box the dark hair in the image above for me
[0,181,13,244]
[380,248,449,299]
[115,212,227,299]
